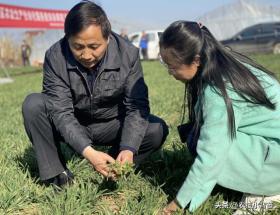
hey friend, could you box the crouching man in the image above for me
[22,1,168,187]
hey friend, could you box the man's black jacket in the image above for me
[42,32,150,154]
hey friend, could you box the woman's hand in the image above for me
[160,200,180,215]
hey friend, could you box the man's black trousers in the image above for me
[22,93,168,180]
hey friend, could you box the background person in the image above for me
[139,31,148,60]
[159,20,280,214]
[21,40,31,66]
[120,28,129,41]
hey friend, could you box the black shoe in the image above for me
[45,169,74,191]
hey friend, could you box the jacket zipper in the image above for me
[76,66,93,120]
[92,68,105,96]
[76,66,106,121]
[90,68,105,121]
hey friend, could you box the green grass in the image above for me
[0,54,280,215]
[250,54,280,80]
[0,66,41,78]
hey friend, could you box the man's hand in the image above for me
[116,150,134,164]
[160,200,180,215]
[82,146,115,177]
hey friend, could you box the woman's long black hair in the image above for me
[160,21,277,139]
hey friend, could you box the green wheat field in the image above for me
[0,54,280,215]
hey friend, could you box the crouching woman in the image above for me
[159,20,280,214]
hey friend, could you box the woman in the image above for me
[159,21,280,214]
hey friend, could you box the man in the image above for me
[120,28,129,41]
[22,1,168,187]
[139,31,149,60]
[21,40,31,66]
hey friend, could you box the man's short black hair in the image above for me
[64,1,111,39]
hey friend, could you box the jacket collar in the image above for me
[64,33,121,71]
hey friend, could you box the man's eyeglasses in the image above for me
[159,55,176,75]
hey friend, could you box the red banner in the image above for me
[0,3,68,29]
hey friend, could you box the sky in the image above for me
[1,0,280,31]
